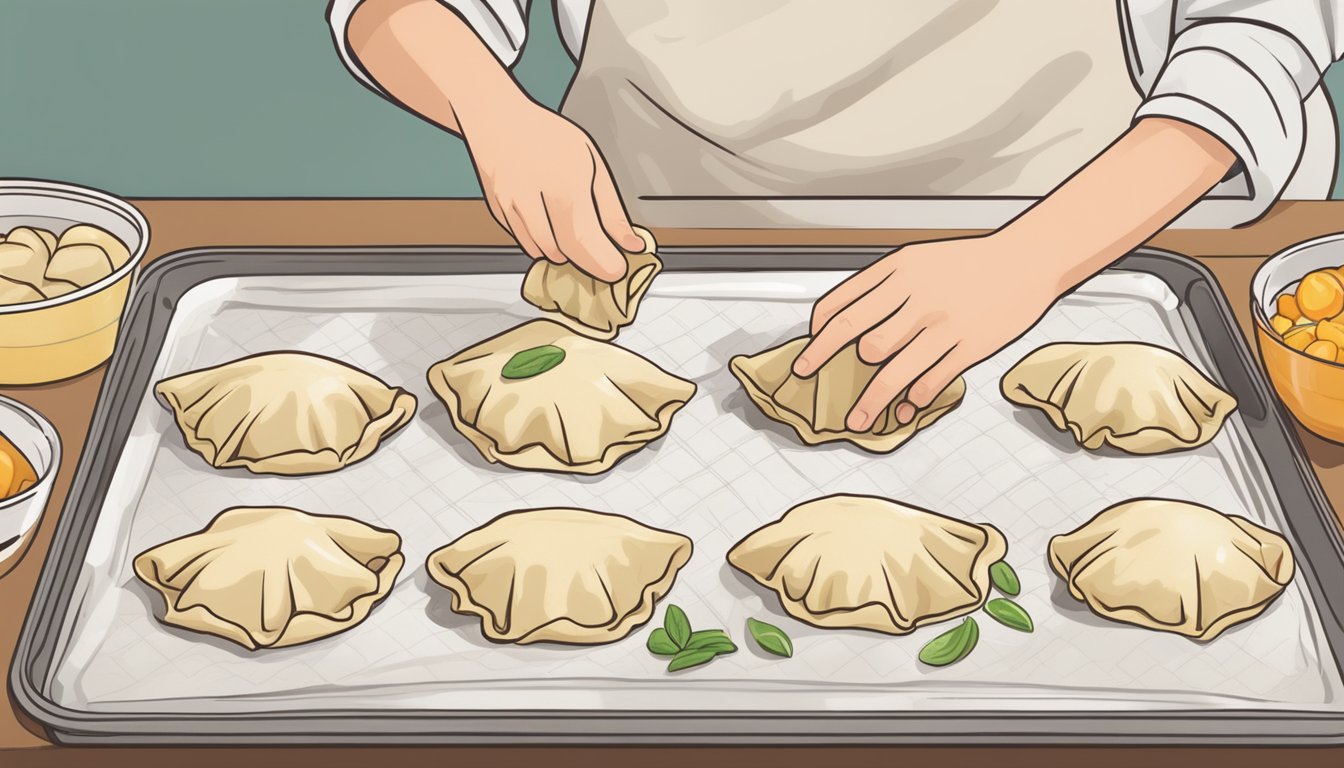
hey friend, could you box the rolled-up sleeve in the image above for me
[327,0,530,97]
[1134,1,1343,221]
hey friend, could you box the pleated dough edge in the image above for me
[520,238,663,340]
[1047,502,1296,641]
[726,500,1007,636]
[999,346,1239,456]
[427,360,696,475]
[729,354,965,454]
[155,377,417,476]
[132,516,405,651]
[425,513,693,645]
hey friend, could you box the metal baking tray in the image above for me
[12,244,1344,745]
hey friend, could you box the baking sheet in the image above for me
[34,264,1344,718]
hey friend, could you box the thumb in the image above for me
[589,147,645,253]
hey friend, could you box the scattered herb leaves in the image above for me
[646,627,679,656]
[684,629,736,654]
[918,617,980,667]
[651,605,736,673]
[989,561,1021,596]
[985,598,1034,632]
[501,345,565,379]
[664,604,692,648]
[746,618,793,658]
[667,647,721,672]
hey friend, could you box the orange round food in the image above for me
[1277,292,1303,321]
[1284,325,1316,350]
[1317,319,1344,347]
[1305,339,1340,363]
[1295,270,1344,321]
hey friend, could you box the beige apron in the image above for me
[560,1,1142,223]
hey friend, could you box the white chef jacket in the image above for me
[329,0,1343,227]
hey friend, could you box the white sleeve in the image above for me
[327,0,530,97]
[1133,0,1344,223]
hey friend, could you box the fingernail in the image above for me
[896,402,915,424]
[848,409,869,431]
[792,358,812,376]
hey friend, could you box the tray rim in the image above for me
[11,243,1344,746]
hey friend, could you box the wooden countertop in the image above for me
[3,199,1343,767]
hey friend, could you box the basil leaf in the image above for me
[985,598,1034,633]
[989,561,1021,596]
[667,647,721,673]
[501,345,565,379]
[746,617,793,658]
[646,627,680,656]
[684,630,737,655]
[918,617,979,667]
[663,604,691,649]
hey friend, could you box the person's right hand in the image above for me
[463,100,644,281]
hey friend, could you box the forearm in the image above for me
[347,0,531,137]
[999,117,1236,296]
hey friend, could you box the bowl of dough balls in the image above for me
[0,179,149,385]
[1253,232,1344,442]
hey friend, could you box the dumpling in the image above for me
[1001,342,1236,454]
[134,506,404,650]
[0,277,44,306]
[155,352,416,475]
[1049,499,1295,641]
[45,243,114,286]
[0,237,49,290]
[427,320,695,474]
[37,279,78,299]
[730,338,964,453]
[5,227,56,260]
[426,508,692,644]
[521,225,661,339]
[728,494,1007,635]
[58,224,132,269]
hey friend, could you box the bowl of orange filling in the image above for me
[0,395,59,574]
[1254,233,1344,442]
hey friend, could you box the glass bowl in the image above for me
[0,394,60,575]
[1252,232,1344,443]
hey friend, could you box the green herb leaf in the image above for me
[667,647,721,673]
[918,617,979,667]
[663,604,691,649]
[501,345,566,379]
[746,618,793,658]
[647,627,680,656]
[984,598,1034,632]
[684,629,737,655]
[989,561,1021,596]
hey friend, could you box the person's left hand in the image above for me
[793,233,1059,431]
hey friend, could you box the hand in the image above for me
[463,101,644,281]
[793,234,1058,431]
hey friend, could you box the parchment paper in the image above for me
[43,270,1344,714]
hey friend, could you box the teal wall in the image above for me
[0,0,574,197]
[2,0,1343,198]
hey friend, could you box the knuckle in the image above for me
[829,314,856,334]
[857,335,890,364]
[907,380,939,407]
